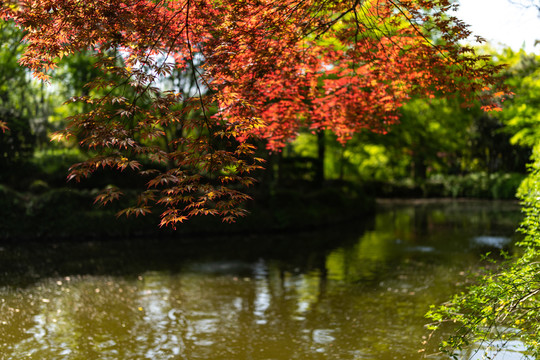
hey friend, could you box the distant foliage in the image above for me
[428,172,525,199]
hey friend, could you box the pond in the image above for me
[0,200,524,359]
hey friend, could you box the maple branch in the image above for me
[386,0,465,66]
[307,0,362,39]
[184,0,210,130]
[104,1,191,154]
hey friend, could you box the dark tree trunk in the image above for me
[315,130,325,186]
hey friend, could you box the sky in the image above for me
[454,0,540,53]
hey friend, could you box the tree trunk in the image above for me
[315,130,325,186]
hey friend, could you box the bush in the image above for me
[426,172,525,199]
[425,152,540,358]
[367,173,525,200]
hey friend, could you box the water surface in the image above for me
[0,200,523,359]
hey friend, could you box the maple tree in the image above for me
[0,0,505,227]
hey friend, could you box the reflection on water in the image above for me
[0,200,523,359]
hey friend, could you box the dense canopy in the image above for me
[0,0,505,226]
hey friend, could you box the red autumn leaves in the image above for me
[0,0,504,226]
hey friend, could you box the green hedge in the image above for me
[427,172,525,199]
[370,172,526,200]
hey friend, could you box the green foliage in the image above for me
[0,21,31,112]
[425,157,540,358]
[0,22,38,170]
[361,172,523,199]
[500,50,540,148]
[425,131,540,358]
[288,91,528,186]
[428,172,525,199]
[422,48,540,360]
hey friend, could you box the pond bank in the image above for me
[0,175,524,242]
[0,184,374,241]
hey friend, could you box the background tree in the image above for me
[289,93,528,188]
[0,20,51,184]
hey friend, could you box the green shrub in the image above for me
[425,172,525,199]
[426,153,540,358]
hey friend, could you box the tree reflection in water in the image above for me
[0,200,523,359]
